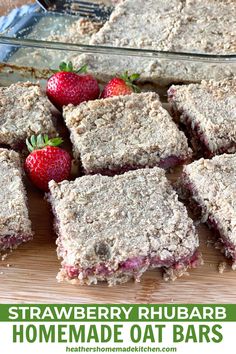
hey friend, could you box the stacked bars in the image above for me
[63,92,191,175]
[168,78,236,157]
[0,82,56,149]
[48,168,200,286]
[0,149,33,252]
[181,154,236,268]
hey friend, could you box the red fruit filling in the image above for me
[0,234,33,252]
[64,251,200,281]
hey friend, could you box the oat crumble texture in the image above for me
[0,82,56,149]
[63,92,191,174]
[71,0,236,84]
[182,153,236,268]
[48,167,200,286]
[0,149,33,252]
[90,0,236,54]
[168,78,236,157]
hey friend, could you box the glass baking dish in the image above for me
[0,0,236,87]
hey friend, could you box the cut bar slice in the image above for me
[48,167,201,286]
[168,78,236,158]
[0,149,33,253]
[181,153,236,268]
[63,92,192,175]
[0,81,56,149]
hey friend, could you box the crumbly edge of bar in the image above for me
[180,171,236,269]
[79,155,191,176]
[168,87,236,158]
[167,79,236,155]
[0,234,33,255]
[0,148,33,240]
[56,250,202,286]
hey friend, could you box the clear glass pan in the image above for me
[0,0,235,86]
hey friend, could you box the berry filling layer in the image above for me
[64,251,201,281]
[0,234,33,252]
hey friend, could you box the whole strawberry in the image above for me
[101,72,140,98]
[25,134,71,192]
[46,62,100,110]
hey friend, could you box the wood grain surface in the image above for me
[0,115,235,304]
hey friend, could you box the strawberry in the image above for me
[101,72,140,98]
[46,62,100,110]
[25,134,71,192]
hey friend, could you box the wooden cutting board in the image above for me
[0,125,235,304]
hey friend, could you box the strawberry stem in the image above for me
[119,71,141,93]
[26,134,63,152]
[58,61,88,74]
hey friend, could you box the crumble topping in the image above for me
[63,92,191,174]
[182,154,236,248]
[90,0,235,54]
[0,82,56,148]
[90,0,182,50]
[71,0,235,85]
[47,18,103,44]
[169,0,236,54]
[48,167,199,282]
[168,78,236,155]
[0,148,32,242]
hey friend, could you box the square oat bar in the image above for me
[48,167,201,286]
[63,92,191,175]
[0,82,56,149]
[168,78,236,157]
[0,149,33,252]
[181,153,236,268]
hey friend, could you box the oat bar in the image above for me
[181,154,236,268]
[63,92,191,175]
[0,81,56,149]
[168,78,236,157]
[48,167,201,286]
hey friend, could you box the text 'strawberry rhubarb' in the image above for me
[180,153,236,269]
[63,92,192,175]
[48,167,202,286]
[46,62,100,110]
[24,134,71,192]
[0,149,33,253]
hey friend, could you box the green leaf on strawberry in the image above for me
[26,134,63,153]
